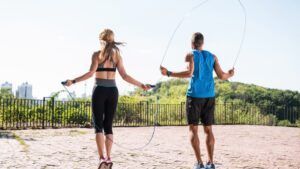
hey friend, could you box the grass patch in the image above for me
[12,133,29,152]
[69,129,88,136]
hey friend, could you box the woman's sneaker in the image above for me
[205,162,215,169]
[105,158,113,169]
[98,157,107,169]
[193,162,205,169]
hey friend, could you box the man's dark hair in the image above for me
[192,32,204,48]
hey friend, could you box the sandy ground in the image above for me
[0,125,300,169]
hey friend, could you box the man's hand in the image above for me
[228,68,235,77]
[141,84,151,91]
[160,66,168,76]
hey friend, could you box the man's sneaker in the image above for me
[193,162,206,169]
[205,162,215,169]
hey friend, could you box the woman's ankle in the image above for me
[106,157,112,163]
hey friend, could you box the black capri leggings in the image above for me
[92,86,118,134]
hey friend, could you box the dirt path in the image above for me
[0,125,299,169]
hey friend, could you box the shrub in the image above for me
[295,119,300,127]
[277,120,291,126]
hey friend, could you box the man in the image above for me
[160,32,234,169]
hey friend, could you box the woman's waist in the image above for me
[95,72,116,78]
[95,78,117,87]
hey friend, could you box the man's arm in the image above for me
[160,53,194,78]
[213,55,234,80]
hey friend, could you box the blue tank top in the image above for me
[186,50,215,98]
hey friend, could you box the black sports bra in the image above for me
[96,57,117,72]
[97,67,116,72]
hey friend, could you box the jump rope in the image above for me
[61,0,247,151]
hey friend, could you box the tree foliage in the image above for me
[129,78,300,107]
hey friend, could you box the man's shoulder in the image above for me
[185,52,194,62]
[202,50,213,55]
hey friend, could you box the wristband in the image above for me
[72,79,76,84]
[167,71,172,77]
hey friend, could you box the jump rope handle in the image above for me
[61,81,67,85]
[146,84,156,88]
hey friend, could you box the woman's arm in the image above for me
[65,53,98,86]
[116,55,150,90]
[213,55,234,80]
[160,53,194,78]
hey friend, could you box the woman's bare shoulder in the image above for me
[93,50,100,55]
[112,49,121,63]
[92,51,100,61]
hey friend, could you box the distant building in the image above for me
[1,82,13,94]
[16,82,33,99]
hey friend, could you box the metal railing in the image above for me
[0,98,299,129]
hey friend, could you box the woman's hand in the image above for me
[160,66,168,76]
[65,80,74,87]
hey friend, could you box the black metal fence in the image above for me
[0,98,299,129]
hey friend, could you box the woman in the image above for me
[65,29,151,168]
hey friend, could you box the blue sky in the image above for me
[0,0,299,99]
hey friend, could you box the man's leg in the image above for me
[203,125,215,163]
[189,124,203,164]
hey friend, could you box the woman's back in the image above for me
[95,50,119,80]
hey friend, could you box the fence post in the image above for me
[0,98,2,129]
[146,101,149,126]
[51,97,55,128]
[42,97,45,129]
[16,99,19,129]
[156,96,160,126]
[180,102,185,125]
[231,102,234,124]
[224,102,227,124]
[180,102,182,125]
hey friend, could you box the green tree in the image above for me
[0,88,14,99]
